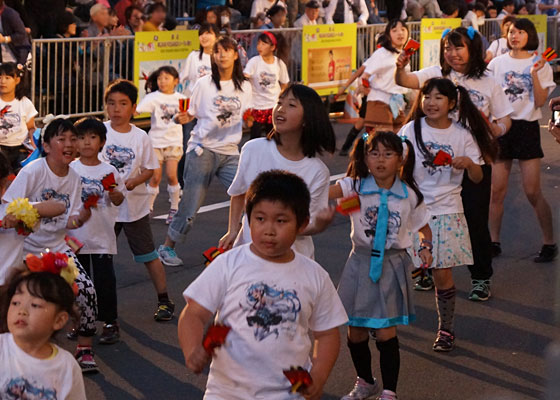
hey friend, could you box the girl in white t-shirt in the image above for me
[485,15,516,62]
[488,18,557,262]
[158,36,252,267]
[362,19,410,134]
[0,271,86,399]
[2,117,99,373]
[0,62,38,173]
[399,78,495,352]
[244,31,289,139]
[330,132,432,400]
[220,83,335,258]
[138,66,185,222]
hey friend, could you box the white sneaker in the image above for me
[341,377,381,400]
[378,390,398,400]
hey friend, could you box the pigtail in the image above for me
[406,87,432,162]
[456,85,498,162]
[144,69,159,93]
[400,138,423,207]
[346,133,369,192]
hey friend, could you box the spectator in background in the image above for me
[56,11,78,38]
[0,0,30,64]
[385,0,404,20]
[197,0,226,11]
[191,6,221,30]
[485,15,515,62]
[143,2,166,31]
[406,0,443,19]
[366,0,383,23]
[108,8,120,31]
[487,5,498,16]
[464,2,487,30]
[84,4,110,37]
[537,0,560,16]
[497,0,515,18]
[5,0,30,34]
[294,0,320,27]
[263,4,288,28]
[115,0,146,25]
[24,0,65,38]
[125,6,145,33]
[251,0,287,25]
[324,0,369,24]
[442,1,460,17]
[253,12,267,28]
[515,3,530,13]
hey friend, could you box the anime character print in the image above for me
[3,377,57,400]
[40,188,70,224]
[421,141,455,175]
[0,106,20,139]
[213,95,241,126]
[361,205,402,245]
[80,176,105,207]
[104,145,135,174]
[258,71,276,89]
[160,103,177,123]
[240,282,301,341]
[503,71,533,103]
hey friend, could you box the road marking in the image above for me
[153,172,347,220]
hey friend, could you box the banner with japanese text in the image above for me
[420,18,461,69]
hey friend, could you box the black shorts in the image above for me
[114,215,158,263]
[359,97,367,119]
[497,119,543,160]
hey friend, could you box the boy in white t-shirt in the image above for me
[71,117,126,344]
[100,79,176,322]
[179,170,348,399]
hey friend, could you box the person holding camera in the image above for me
[324,0,369,24]
[549,96,560,144]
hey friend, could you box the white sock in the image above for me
[147,185,159,211]
[167,184,181,210]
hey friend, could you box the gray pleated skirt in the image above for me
[337,247,416,329]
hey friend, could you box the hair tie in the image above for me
[262,31,277,47]
[362,132,369,141]
[441,28,451,40]
[401,136,409,158]
[40,114,69,141]
[466,26,476,40]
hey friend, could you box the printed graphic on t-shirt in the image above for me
[160,103,178,123]
[503,71,533,102]
[240,282,301,341]
[361,205,401,241]
[3,376,57,400]
[214,95,241,126]
[467,88,486,111]
[198,65,211,78]
[422,142,455,175]
[0,106,21,138]
[258,71,276,89]
[104,144,136,174]
[80,176,104,206]
[41,188,70,224]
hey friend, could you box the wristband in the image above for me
[418,245,432,254]
[496,121,507,136]
[420,239,433,250]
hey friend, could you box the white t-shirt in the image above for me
[487,37,509,59]
[0,333,86,400]
[2,158,81,255]
[0,203,25,285]
[100,122,160,222]
[70,159,125,254]
[227,138,330,258]
[487,53,556,121]
[413,66,513,119]
[250,0,287,18]
[399,118,482,215]
[363,47,410,104]
[136,90,185,148]
[536,0,559,15]
[0,96,38,146]
[180,51,212,97]
[244,55,289,110]
[183,244,348,400]
[188,75,253,155]
[338,176,430,250]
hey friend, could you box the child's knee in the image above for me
[347,326,370,343]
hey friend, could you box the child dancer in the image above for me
[158,36,252,267]
[220,83,335,258]
[399,78,496,351]
[331,132,432,400]
[1,271,86,399]
[244,31,290,139]
[101,79,176,322]
[0,62,38,173]
[485,15,516,62]
[179,170,348,399]
[2,117,99,372]
[137,66,185,223]
[488,18,557,262]
[71,118,125,344]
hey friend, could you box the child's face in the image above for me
[199,31,216,50]
[508,25,528,50]
[8,283,68,346]
[366,142,403,183]
[106,92,136,125]
[0,74,20,96]
[157,71,178,93]
[421,87,455,121]
[389,23,408,49]
[213,45,238,71]
[44,130,77,166]
[257,39,275,56]
[249,200,305,263]
[77,132,104,158]
[443,39,470,73]
[272,91,304,135]
[489,9,497,18]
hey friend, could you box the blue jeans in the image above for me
[167,148,239,243]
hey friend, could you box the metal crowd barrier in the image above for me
[30,17,559,120]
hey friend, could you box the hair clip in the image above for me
[441,28,451,40]
[362,132,369,141]
[40,114,69,141]
[466,26,476,40]
[400,135,407,142]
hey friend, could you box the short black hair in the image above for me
[125,5,143,23]
[508,18,539,51]
[104,79,138,105]
[267,4,286,17]
[75,117,107,144]
[503,0,514,7]
[147,2,166,15]
[245,170,310,229]
[473,2,486,12]
[41,118,77,156]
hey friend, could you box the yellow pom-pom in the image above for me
[6,198,39,230]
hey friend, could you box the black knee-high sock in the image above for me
[348,338,374,384]
[435,286,456,332]
[376,336,400,392]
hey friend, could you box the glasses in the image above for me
[367,151,397,159]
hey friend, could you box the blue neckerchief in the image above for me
[388,94,405,119]
[359,176,408,283]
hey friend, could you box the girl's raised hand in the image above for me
[531,58,546,74]
[218,229,239,250]
[396,52,411,69]
[451,156,473,170]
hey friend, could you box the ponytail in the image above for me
[346,132,369,192]
[400,138,423,207]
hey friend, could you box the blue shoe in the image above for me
[158,245,183,267]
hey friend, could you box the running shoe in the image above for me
[158,245,183,266]
[534,244,558,263]
[99,322,120,345]
[468,279,491,302]
[75,346,100,374]
[433,329,455,352]
[154,300,175,322]
[341,377,381,399]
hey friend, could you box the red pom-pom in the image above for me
[203,324,231,354]
[283,366,313,393]
[101,173,117,192]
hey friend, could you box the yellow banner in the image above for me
[523,15,547,53]
[420,18,461,69]
[301,23,356,96]
[133,30,199,117]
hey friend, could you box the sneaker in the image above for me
[414,274,434,291]
[75,347,100,374]
[165,209,177,225]
[534,244,558,263]
[468,279,491,301]
[154,300,175,322]
[341,377,380,400]
[158,245,183,267]
[66,328,78,340]
[378,390,398,400]
[491,242,502,258]
[99,323,120,345]
[433,329,455,352]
